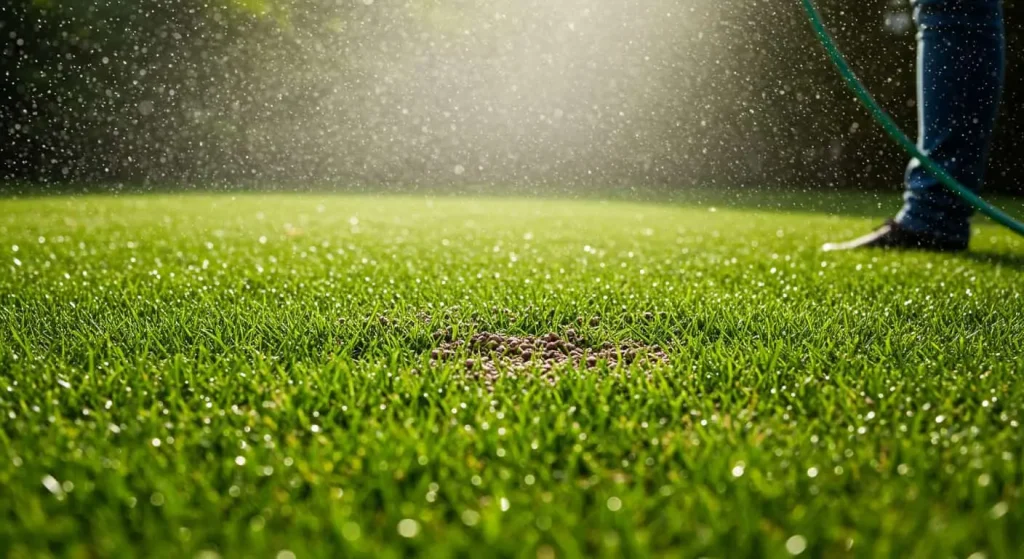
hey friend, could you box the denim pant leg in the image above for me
[895,0,1004,245]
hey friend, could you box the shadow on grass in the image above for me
[0,182,905,217]
[959,250,1024,270]
[2,182,1021,222]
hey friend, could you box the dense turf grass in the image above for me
[1,193,1023,558]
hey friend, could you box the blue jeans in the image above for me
[895,0,1005,246]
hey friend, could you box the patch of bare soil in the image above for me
[429,330,669,387]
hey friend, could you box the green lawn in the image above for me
[1,193,1023,558]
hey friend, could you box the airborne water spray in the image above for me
[800,0,1024,238]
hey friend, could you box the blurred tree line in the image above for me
[1,0,1021,194]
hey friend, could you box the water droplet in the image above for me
[731,463,745,477]
[461,510,481,526]
[991,502,1009,519]
[341,522,361,541]
[786,535,807,555]
[397,518,420,538]
[42,475,64,498]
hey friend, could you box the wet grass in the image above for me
[1,193,1023,558]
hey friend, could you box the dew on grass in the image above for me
[606,497,623,511]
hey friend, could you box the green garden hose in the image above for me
[800,0,1024,237]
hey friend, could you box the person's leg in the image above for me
[895,0,1005,247]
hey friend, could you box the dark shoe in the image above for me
[822,220,968,252]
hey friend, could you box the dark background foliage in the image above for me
[2,0,1021,194]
